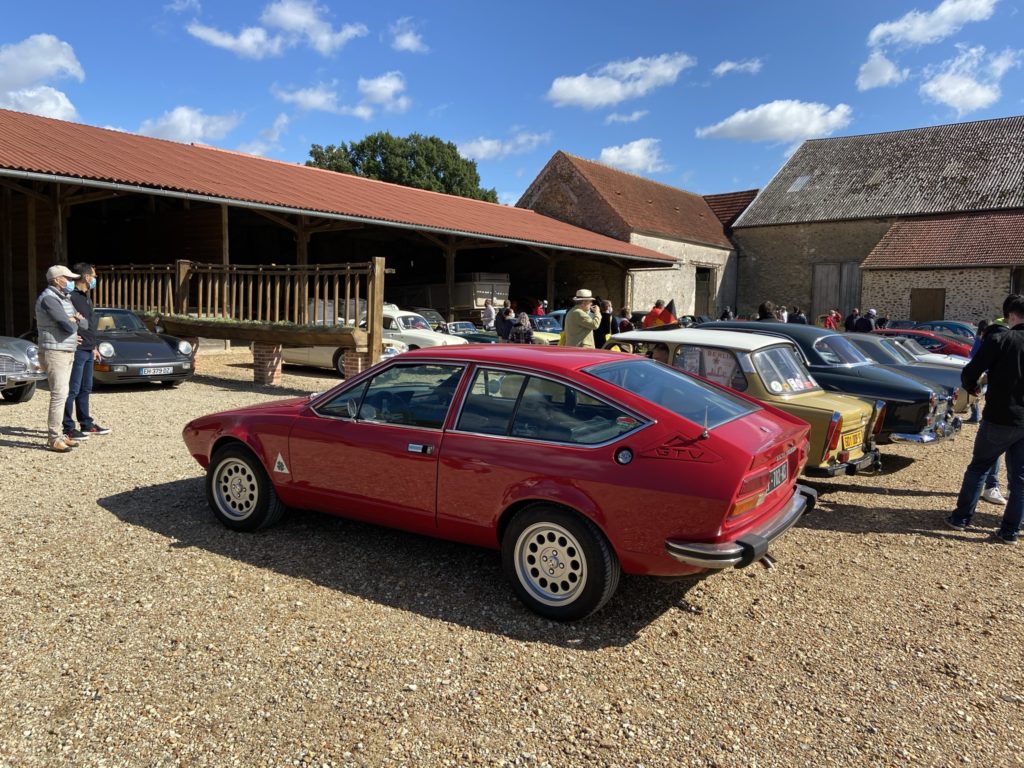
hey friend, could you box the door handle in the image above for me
[407,443,434,455]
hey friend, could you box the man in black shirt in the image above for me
[63,263,111,439]
[844,308,860,332]
[947,294,1024,543]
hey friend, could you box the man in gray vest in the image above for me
[35,265,82,452]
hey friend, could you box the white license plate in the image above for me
[140,366,174,376]
[767,461,788,493]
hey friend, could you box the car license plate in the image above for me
[767,462,788,493]
[842,431,862,450]
[141,366,174,376]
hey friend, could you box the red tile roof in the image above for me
[0,109,672,263]
[862,211,1024,269]
[703,189,758,230]
[556,153,732,249]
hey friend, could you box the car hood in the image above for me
[100,330,179,352]
[0,336,36,358]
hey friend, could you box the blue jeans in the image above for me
[63,348,95,432]
[953,421,1024,536]
[984,456,1001,489]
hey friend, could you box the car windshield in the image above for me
[530,316,560,332]
[812,335,869,366]
[848,338,903,365]
[94,309,146,332]
[448,322,476,334]
[751,346,820,393]
[894,337,930,356]
[878,338,917,363]
[586,358,758,430]
[397,314,433,331]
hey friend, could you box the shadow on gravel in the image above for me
[0,425,51,450]
[188,373,320,398]
[794,496,1004,539]
[99,479,703,648]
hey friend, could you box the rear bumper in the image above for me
[664,485,818,570]
[890,416,962,444]
[805,448,881,477]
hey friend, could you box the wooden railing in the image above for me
[93,258,388,362]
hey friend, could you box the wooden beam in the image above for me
[367,256,386,365]
[26,195,37,325]
[64,189,124,207]
[444,240,456,321]
[250,208,297,233]
[452,238,509,251]
[417,231,448,250]
[0,177,48,203]
[305,220,364,234]
[1,188,12,335]
[296,215,309,266]
[51,184,67,263]
[220,204,230,264]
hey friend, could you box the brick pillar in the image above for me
[342,351,371,379]
[253,342,283,385]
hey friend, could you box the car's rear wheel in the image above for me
[1,382,36,403]
[206,444,286,531]
[331,349,346,377]
[502,504,620,621]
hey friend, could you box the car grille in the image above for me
[0,354,27,374]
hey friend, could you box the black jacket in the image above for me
[853,316,876,333]
[844,313,859,331]
[69,289,95,350]
[963,323,1024,427]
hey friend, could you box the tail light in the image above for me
[728,438,799,520]
[872,400,886,435]
[821,412,843,463]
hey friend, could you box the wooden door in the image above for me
[811,263,840,321]
[694,268,711,316]
[910,288,945,321]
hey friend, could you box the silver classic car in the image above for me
[0,335,47,403]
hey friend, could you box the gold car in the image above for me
[607,328,884,477]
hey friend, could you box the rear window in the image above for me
[587,358,758,430]
[672,345,748,392]
[751,346,819,393]
[813,336,869,366]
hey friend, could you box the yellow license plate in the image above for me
[842,431,862,450]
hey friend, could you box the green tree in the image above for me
[307,132,498,203]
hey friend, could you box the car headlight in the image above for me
[97,341,115,358]
[178,340,193,356]
[26,345,40,369]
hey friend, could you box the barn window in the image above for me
[787,175,811,193]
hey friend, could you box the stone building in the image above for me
[730,115,1024,322]
[518,152,735,316]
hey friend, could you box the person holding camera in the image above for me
[563,289,601,348]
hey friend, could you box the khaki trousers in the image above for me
[41,349,74,443]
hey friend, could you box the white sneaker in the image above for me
[981,487,1007,505]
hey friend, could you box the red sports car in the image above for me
[873,328,972,358]
[183,346,816,620]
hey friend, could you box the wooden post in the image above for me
[220,205,230,317]
[546,255,556,310]
[1,188,12,335]
[296,215,309,266]
[175,259,191,314]
[51,184,67,264]
[367,256,386,364]
[26,195,37,325]
[445,240,456,321]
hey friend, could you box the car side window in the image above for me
[511,377,640,445]
[915,336,941,350]
[318,381,368,419]
[456,368,527,435]
[356,364,464,429]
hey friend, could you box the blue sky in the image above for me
[2,0,1022,203]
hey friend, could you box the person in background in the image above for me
[63,263,111,441]
[642,300,665,328]
[648,343,670,364]
[823,309,839,330]
[757,301,777,321]
[778,305,789,323]
[719,306,735,321]
[617,307,634,333]
[536,300,547,316]
[563,288,601,347]
[508,312,534,344]
[946,294,1024,543]
[788,306,808,324]
[965,318,1007,503]
[876,315,890,329]
[481,298,496,330]
[593,299,614,347]
[844,308,860,332]
[35,265,82,453]
[495,307,516,342]
[854,308,878,332]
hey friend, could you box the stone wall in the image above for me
[862,268,1010,322]
[627,233,734,316]
[732,219,892,317]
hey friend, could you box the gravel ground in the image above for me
[1,352,1022,767]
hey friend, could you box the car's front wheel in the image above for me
[502,504,620,621]
[1,382,36,403]
[331,349,346,377]
[206,444,286,531]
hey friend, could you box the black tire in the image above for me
[205,443,287,531]
[502,504,620,621]
[1,382,36,403]
[160,380,182,388]
[331,349,346,377]
[407,345,419,351]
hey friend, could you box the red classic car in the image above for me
[872,328,972,358]
[183,346,816,620]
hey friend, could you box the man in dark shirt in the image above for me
[844,308,860,332]
[853,308,877,332]
[946,294,1024,543]
[63,263,111,439]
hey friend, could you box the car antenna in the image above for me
[700,405,709,440]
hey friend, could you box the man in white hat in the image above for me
[853,308,878,333]
[35,265,83,452]
[562,288,601,348]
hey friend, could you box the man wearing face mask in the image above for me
[63,263,111,441]
[35,265,83,452]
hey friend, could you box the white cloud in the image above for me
[390,17,428,53]
[458,131,552,161]
[272,82,340,111]
[696,99,852,142]
[598,138,668,173]
[188,1,366,59]
[186,23,285,59]
[138,106,241,143]
[605,110,648,124]
[857,50,910,90]
[358,71,410,113]
[165,0,200,11]
[868,0,997,47]
[920,44,1022,114]
[0,34,84,119]
[546,52,695,109]
[238,112,289,156]
[712,58,762,77]
[260,0,367,55]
